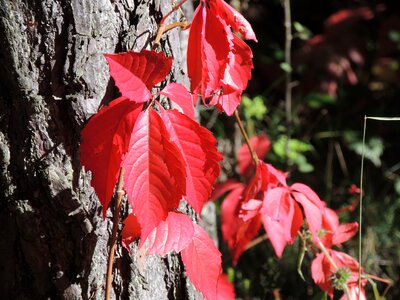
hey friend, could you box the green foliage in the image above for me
[241,95,268,121]
[346,136,384,167]
[272,136,314,172]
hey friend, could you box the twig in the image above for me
[153,21,189,49]
[105,168,125,300]
[152,0,190,49]
[160,0,189,25]
[283,0,292,164]
[244,233,268,252]
[234,109,259,165]
[358,116,366,298]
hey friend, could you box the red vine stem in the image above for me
[160,0,189,25]
[234,109,259,165]
[105,168,125,300]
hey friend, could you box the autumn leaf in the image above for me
[161,108,222,213]
[105,50,172,103]
[237,134,271,178]
[122,109,187,243]
[311,249,366,299]
[121,213,141,250]
[187,0,255,115]
[80,97,142,217]
[181,223,222,300]
[146,212,194,256]
[159,83,195,120]
[217,274,235,300]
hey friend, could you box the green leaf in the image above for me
[280,62,292,73]
[305,92,335,109]
[348,137,384,167]
[294,21,312,40]
[272,136,314,172]
[388,30,400,43]
[242,95,268,121]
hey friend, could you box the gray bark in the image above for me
[0,0,211,299]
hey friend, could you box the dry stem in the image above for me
[105,168,125,300]
[234,109,259,165]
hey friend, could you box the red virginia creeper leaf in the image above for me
[210,0,257,41]
[261,187,302,257]
[187,5,204,96]
[237,134,271,178]
[146,212,194,256]
[80,97,142,217]
[291,191,323,241]
[320,207,358,247]
[105,50,172,103]
[232,214,261,264]
[161,109,222,213]
[122,109,186,243]
[159,83,195,120]
[122,213,141,250]
[221,185,245,249]
[217,274,235,300]
[311,250,366,299]
[210,179,244,202]
[181,223,222,300]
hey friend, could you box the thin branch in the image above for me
[283,0,292,163]
[358,116,366,299]
[234,109,259,165]
[153,21,189,49]
[160,0,189,25]
[244,233,268,252]
[105,168,125,300]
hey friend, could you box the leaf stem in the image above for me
[153,21,189,49]
[153,0,190,49]
[234,109,259,165]
[105,168,125,300]
[160,0,189,25]
[317,240,351,299]
[244,233,268,252]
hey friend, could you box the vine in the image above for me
[79,0,391,299]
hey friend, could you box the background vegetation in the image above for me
[201,0,400,298]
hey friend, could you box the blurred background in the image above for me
[200,0,400,298]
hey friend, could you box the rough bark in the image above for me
[0,0,210,299]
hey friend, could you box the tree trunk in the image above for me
[0,0,206,299]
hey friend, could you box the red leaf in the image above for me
[104,50,172,103]
[217,274,235,300]
[210,0,257,41]
[291,183,324,210]
[311,250,366,299]
[221,185,245,249]
[333,223,358,246]
[146,212,194,256]
[187,1,255,116]
[237,134,271,178]
[232,215,261,264]
[161,109,222,213]
[201,8,232,99]
[159,83,195,120]
[122,213,141,250]
[122,109,186,243]
[320,207,358,247]
[187,5,204,96]
[181,223,222,300]
[292,191,323,241]
[261,187,302,257]
[210,179,244,202]
[80,97,142,217]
